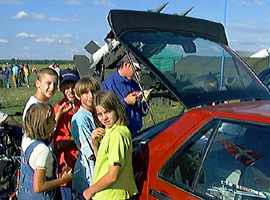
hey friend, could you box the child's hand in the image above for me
[83,187,95,200]
[55,102,73,123]
[59,166,72,184]
[59,102,73,113]
[92,128,105,146]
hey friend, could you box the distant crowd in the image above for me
[0,63,37,88]
[0,62,62,89]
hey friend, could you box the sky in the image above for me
[0,0,270,60]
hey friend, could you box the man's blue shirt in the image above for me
[102,71,143,137]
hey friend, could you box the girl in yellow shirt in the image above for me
[83,91,137,200]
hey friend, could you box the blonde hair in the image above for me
[95,91,128,126]
[23,103,55,140]
[74,77,100,98]
[36,67,58,82]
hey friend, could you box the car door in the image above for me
[148,119,270,200]
[146,120,219,200]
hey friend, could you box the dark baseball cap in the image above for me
[117,54,141,70]
[60,68,80,86]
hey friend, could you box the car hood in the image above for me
[108,9,270,109]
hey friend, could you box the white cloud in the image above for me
[65,0,81,5]
[228,22,270,51]
[32,13,46,20]
[14,11,29,19]
[62,33,73,38]
[70,48,81,54]
[49,17,68,22]
[232,0,265,6]
[13,11,69,22]
[35,37,55,44]
[93,0,114,6]
[34,34,73,45]
[0,38,8,43]
[16,32,37,38]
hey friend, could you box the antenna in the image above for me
[176,7,194,16]
[148,2,169,13]
[224,0,228,27]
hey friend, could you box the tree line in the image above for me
[0,58,74,65]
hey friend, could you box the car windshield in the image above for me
[120,31,270,108]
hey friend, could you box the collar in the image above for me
[79,106,93,114]
[105,122,121,132]
[116,71,130,83]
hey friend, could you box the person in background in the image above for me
[2,63,11,88]
[18,103,72,200]
[102,54,148,137]
[17,64,24,87]
[32,65,37,75]
[49,63,60,77]
[54,64,61,77]
[22,67,58,121]
[12,64,19,88]
[53,68,80,200]
[71,77,100,199]
[23,64,30,87]
[83,91,137,200]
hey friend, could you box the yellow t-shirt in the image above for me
[92,124,138,200]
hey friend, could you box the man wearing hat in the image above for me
[53,68,80,200]
[102,54,147,137]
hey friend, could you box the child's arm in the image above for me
[33,168,72,193]
[54,102,72,125]
[83,165,120,200]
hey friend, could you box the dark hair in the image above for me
[95,91,128,126]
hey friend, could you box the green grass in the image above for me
[0,86,63,122]
[0,64,181,127]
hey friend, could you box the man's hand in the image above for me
[124,91,138,105]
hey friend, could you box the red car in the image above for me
[106,10,270,200]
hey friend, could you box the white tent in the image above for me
[250,48,270,58]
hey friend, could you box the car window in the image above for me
[160,119,270,199]
[122,31,270,108]
[197,121,270,199]
[159,120,218,190]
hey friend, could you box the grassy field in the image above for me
[0,64,181,128]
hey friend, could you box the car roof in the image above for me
[108,9,228,45]
[196,100,270,124]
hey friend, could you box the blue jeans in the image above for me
[60,186,72,200]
